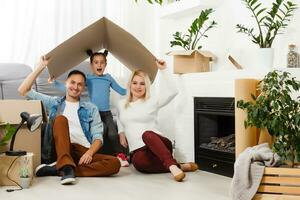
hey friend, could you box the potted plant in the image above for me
[236,0,297,69]
[167,8,217,74]
[237,70,300,167]
[19,157,31,188]
[0,123,16,153]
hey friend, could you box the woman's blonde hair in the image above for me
[125,70,151,108]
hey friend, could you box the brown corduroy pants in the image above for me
[53,115,121,177]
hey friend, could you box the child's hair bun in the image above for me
[86,49,93,57]
[103,50,109,57]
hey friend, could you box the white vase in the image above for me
[252,48,274,71]
[19,177,31,189]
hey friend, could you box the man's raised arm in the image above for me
[18,56,49,96]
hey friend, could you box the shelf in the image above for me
[159,0,221,19]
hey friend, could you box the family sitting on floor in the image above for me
[18,50,198,185]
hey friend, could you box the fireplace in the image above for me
[194,97,235,177]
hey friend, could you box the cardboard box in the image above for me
[45,17,158,82]
[0,100,44,170]
[0,153,33,186]
[167,50,215,74]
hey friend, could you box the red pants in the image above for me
[53,115,120,177]
[131,131,178,173]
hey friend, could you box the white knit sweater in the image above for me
[117,69,177,151]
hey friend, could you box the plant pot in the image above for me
[258,128,273,147]
[253,48,274,71]
[19,177,31,189]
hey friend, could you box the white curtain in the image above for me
[0,0,105,67]
[0,0,157,81]
[0,0,105,69]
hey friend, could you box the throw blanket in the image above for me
[230,143,281,200]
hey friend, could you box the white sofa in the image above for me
[0,63,34,99]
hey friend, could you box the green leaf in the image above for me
[0,124,16,147]
[250,0,258,7]
[257,8,267,17]
[253,3,262,11]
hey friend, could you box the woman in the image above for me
[117,59,198,182]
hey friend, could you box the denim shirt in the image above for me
[27,89,103,143]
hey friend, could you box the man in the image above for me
[18,56,121,185]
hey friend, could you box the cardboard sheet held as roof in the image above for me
[46,17,157,82]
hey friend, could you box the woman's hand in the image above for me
[119,132,128,148]
[78,150,93,165]
[156,59,167,70]
[48,76,55,84]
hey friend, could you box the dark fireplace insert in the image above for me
[194,97,235,177]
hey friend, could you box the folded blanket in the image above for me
[230,143,281,200]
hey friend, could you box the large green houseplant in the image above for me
[236,0,297,48]
[237,70,300,167]
[170,8,217,50]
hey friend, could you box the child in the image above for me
[53,49,129,167]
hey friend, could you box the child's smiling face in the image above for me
[91,55,107,76]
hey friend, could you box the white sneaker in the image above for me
[117,153,129,167]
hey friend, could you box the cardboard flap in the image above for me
[0,100,43,125]
[46,19,106,79]
[199,51,216,61]
[104,18,157,82]
[166,50,216,61]
[46,17,157,82]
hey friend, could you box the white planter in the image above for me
[237,47,274,72]
[250,48,274,72]
[19,177,31,189]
